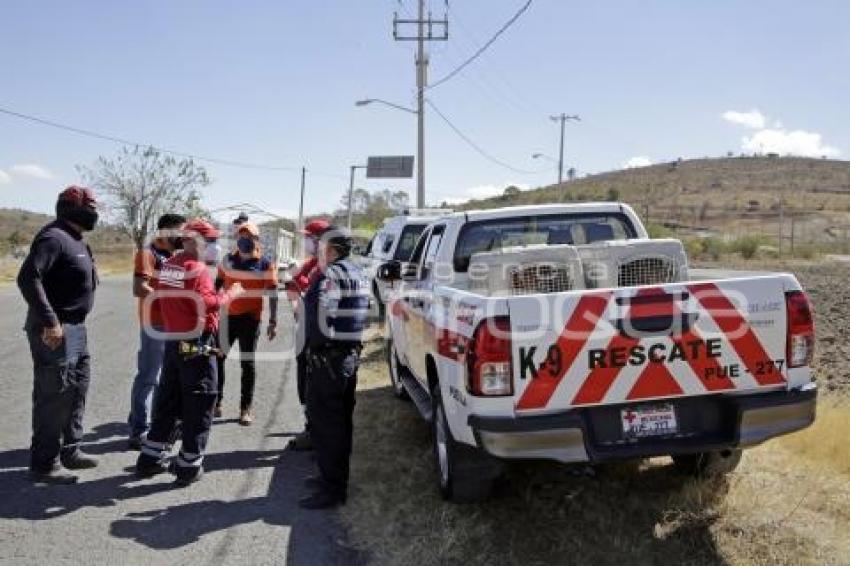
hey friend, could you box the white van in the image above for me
[356,210,448,316]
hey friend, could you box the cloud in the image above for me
[622,156,652,169]
[440,183,529,205]
[742,128,840,158]
[723,109,840,158]
[0,170,10,184]
[10,163,54,180]
[722,109,766,129]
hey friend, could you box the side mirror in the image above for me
[377,260,402,281]
[402,262,420,280]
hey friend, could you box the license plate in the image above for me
[621,404,678,439]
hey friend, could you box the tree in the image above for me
[78,146,210,249]
[503,185,521,198]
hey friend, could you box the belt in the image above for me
[178,333,220,358]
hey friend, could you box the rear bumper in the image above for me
[468,384,817,463]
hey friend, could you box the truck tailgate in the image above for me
[509,276,803,415]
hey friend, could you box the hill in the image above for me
[0,208,133,253]
[452,156,850,250]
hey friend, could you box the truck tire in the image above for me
[386,339,410,400]
[672,449,742,477]
[432,387,502,503]
[372,283,386,323]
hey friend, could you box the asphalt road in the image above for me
[0,276,359,565]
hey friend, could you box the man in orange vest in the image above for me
[215,221,279,425]
[128,213,186,449]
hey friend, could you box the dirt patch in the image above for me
[786,262,850,394]
[343,340,850,566]
[696,259,850,394]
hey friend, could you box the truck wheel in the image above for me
[432,388,501,503]
[386,340,409,400]
[672,449,742,477]
[373,284,386,323]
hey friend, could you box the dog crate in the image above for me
[468,244,585,296]
[577,239,688,289]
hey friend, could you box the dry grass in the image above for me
[95,250,134,276]
[343,339,850,566]
[0,250,133,287]
[774,398,850,475]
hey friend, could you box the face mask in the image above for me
[237,236,256,254]
[304,238,317,256]
[65,206,99,231]
[203,241,221,264]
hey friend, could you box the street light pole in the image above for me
[415,0,426,209]
[346,164,367,230]
[297,166,306,256]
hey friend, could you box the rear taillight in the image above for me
[466,317,513,396]
[785,291,814,368]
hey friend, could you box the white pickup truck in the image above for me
[378,203,817,502]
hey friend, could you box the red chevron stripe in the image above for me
[673,328,736,391]
[690,283,785,386]
[515,293,611,410]
[571,333,640,405]
[626,362,684,400]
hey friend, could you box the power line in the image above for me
[0,105,350,178]
[446,3,547,117]
[428,0,533,90]
[426,99,548,175]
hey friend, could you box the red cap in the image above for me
[183,218,220,240]
[300,218,331,237]
[58,185,97,207]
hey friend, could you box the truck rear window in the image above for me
[393,224,427,261]
[453,213,636,272]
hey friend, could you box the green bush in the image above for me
[646,223,673,238]
[701,237,726,260]
[730,235,767,259]
[683,237,704,259]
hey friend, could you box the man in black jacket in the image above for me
[17,186,100,484]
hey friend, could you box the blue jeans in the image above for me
[128,326,165,438]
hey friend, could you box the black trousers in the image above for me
[217,314,260,409]
[26,323,90,472]
[296,352,310,430]
[306,347,359,497]
[139,340,217,478]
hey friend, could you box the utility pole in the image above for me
[346,164,367,230]
[778,196,784,257]
[549,113,580,196]
[393,1,448,209]
[297,166,306,257]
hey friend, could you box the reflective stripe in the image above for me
[142,436,170,450]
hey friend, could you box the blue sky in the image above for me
[1,0,848,218]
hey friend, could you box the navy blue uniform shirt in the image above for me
[17,220,98,328]
[303,257,369,348]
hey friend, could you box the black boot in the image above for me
[173,466,204,487]
[298,490,346,509]
[29,465,78,485]
[135,454,170,478]
[288,430,314,451]
[60,450,99,470]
